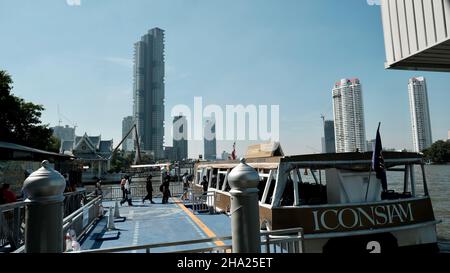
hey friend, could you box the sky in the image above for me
[0,0,449,158]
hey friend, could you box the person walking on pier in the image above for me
[143,175,155,204]
[161,171,171,204]
[120,176,127,200]
[120,176,133,206]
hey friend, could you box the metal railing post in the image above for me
[228,158,261,253]
[22,160,66,253]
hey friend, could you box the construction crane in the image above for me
[57,105,78,131]
[110,124,142,165]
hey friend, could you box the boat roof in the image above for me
[282,152,423,169]
[0,141,75,162]
[195,152,423,170]
[130,163,171,169]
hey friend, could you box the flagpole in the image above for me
[365,166,372,201]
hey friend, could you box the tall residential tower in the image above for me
[204,119,217,161]
[173,115,188,161]
[133,28,165,160]
[332,78,367,153]
[122,116,134,152]
[408,77,433,152]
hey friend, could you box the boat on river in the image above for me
[193,147,441,253]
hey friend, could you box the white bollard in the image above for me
[114,201,121,218]
[107,207,115,230]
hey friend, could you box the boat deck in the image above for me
[80,197,232,252]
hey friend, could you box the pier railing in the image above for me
[74,228,304,253]
[1,189,90,252]
[101,181,185,201]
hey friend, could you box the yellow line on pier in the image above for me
[173,198,225,247]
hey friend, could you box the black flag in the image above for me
[372,123,387,192]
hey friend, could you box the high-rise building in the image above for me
[448,130,450,141]
[173,115,188,161]
[52,125,75,143]
[323,120,336,153]
[204,119,217,161]
[408,77,433,152]
[133,28,165,160]
[332,78,367,153]
[122,116,134,152]
[366,139,376,152]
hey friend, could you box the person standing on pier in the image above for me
[143,175,155,204]
[201,176,209,195]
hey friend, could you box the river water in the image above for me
[387,165,450,242]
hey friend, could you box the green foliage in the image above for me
[423,140,450,164]
[0,70,55,151]
[110,151,134,173]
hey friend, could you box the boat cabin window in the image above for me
[280,175,295,206]
[210,168,218,189]
[218,169,228,191]
[295,169,328,205]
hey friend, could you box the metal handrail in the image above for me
[0,201,26,212]
[77,235,233,253]
[63,195,102,226]
[75,228,304,253]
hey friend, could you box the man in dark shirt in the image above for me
[143,175,155,204]
[201,176,209,194]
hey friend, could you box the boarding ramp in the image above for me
[75,228,304,253]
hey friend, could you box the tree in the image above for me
[0,70,57,152]
[423,140,450,164]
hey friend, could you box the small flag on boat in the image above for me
[372,123,387,192]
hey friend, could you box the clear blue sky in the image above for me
[1,0,449,157]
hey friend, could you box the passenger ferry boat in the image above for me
[192,144,441,253]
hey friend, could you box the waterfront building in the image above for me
[332,78,367,153]
[380,0,450,72]
[164,146,175,161]
[408,77,433,152]
[204,119,217,161]
[60,133,112,180]
[221,151,231,160]
[173,115,188,161]
[52,125,75,143]
[323,120,336,153]
[133,27,165,160]
[122,116,134,152]
[366,139,376,152]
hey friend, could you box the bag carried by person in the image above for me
[159,184,164,192]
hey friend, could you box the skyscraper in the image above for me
[122,116,134,152]
[204,119,217,161]
[332,78,367,153]
[408,77,433,152]
[323,120,336,153]
[133,28,165,160]
[173,115,188,161]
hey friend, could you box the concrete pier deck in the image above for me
[80,197,232,253]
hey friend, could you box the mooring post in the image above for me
[22,160,66,253]
[228,158,261,253]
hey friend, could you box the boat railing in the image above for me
[188,190,217,214]
[73,227,305,253]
